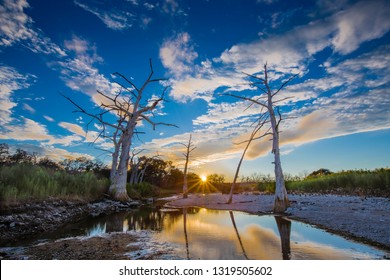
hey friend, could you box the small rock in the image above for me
[10,222,16,228]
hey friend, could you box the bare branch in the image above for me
[112,72,139,92]
[272,73,299,97]
[243,71,266,83]
[221,93,269,109]
[112,81,137,99]
[61,93,123,131]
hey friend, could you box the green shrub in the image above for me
[257,181,275,193]
[126,182,159,198]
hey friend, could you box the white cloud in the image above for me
[160,32,198,78]
[0,117,51,141]
[0,0,65,56]
[56,36,119,101]
[43,115,55,122]
[59,122,86,136]
[74,0,134,30]
[0,65,36,125]
[59,121,106,144]
[0,117,83,147]
[64,35,89,54]
[22,103,35,114]
[331,1,390,55]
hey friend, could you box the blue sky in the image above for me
[1,0,390,180]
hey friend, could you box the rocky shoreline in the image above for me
[0,199,141,247]
[1,193,389,259]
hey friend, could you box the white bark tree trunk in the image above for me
[265,69,290,213]
[109,129,133,201]
[224,64,293,212]
[182,135,195,199]
[183,157,189,198]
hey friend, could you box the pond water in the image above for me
[22,205,388,260]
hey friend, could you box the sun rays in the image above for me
[186,175,220,194]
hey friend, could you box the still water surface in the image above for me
[33,205,387,260]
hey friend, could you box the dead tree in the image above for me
[63,59,176,201]
[128,149,143,185]
[224,63,297,212]
[180,134,196,198]
[227,111,270,204]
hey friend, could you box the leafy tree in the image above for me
[60,157,106,174]
[9,148,37,164]
[307,168,333,178]
[37,157,61,170]
[0,143,10,164]
[207,173,225,184]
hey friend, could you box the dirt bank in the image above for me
[166,193,390,250]
[0,199,141,247]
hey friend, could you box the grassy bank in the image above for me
[0,163,109,206]
[258,168,390,197]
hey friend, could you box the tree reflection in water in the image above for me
[274,216,291,260]
[106,211,128,232]
[229,211,249,260]
[183,208,190,259]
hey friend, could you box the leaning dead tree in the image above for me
[63,59,176,201]
[227,111,270,204]
[179,134,196,198]
[224,63,297,213]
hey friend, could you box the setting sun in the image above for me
[200,175,207,182]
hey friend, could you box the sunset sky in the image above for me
[1,0,390,180]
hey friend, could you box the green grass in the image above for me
[257,168,390,197]
[0,163,109,205]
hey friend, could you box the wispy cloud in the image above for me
[74,0,134,30]
[0,65,36,125]
[0,0,65,56]
[160,32,198,78]
[59,121,107,145]
[0,117,83,147]
[56,35,119,103]
[43,115,55,122]
[22,103,35,114]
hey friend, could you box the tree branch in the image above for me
[221,93,269,109]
